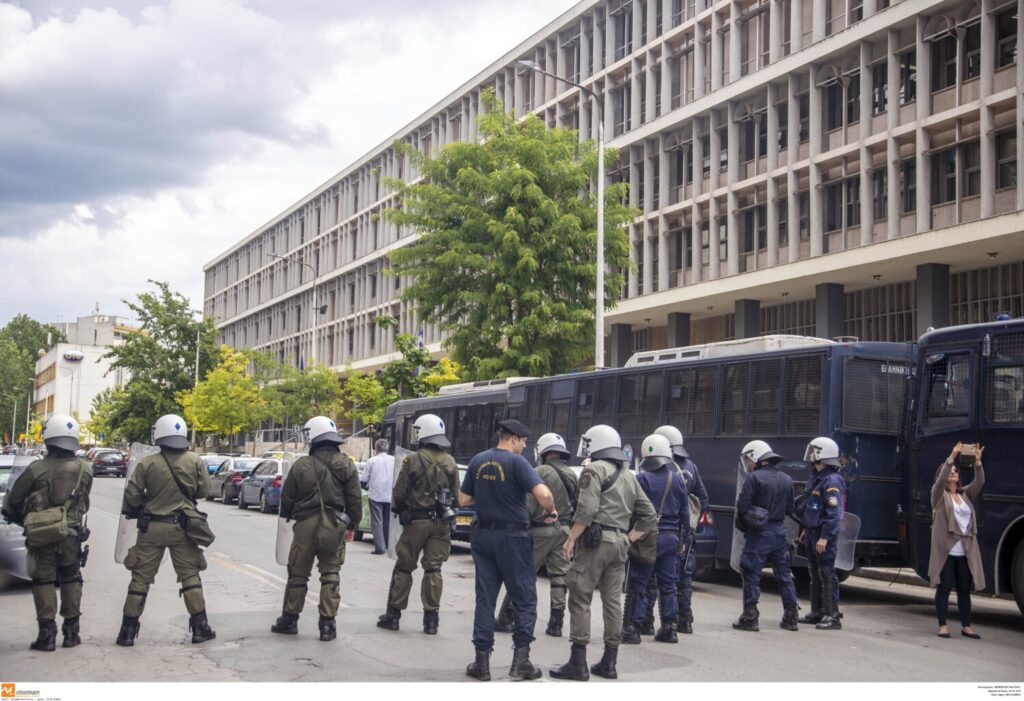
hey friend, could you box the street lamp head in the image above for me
[517,59,540,72]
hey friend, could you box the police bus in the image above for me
[902,317,1024,616]
[382,335,913,577]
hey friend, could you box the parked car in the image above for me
[200,454,229,475]
[237,459,284,513]
[0,457,33,587]
[208,457,263,505]
[91,448,127,477]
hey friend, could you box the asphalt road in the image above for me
[1,477,1021,683]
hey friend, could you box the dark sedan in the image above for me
[91,449,127,477]
[238,459,284,513]
[208,457,263,505]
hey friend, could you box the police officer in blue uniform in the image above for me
[622,434,689,644]
[642,425,708,635]
[461,419,556,682]
[733,440,800,632]
[797,436,847,630]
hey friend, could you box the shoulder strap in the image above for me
[655,469,673,518]
[309,455,330,515]
[160,452,197,506]
[553,465,578,508]
[599,464,623,492]
[57,459,88,510]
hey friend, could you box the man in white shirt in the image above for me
[363,439,396,554]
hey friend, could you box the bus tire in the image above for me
[1012,540,1024,618]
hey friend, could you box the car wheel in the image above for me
[353,529,364,542]
[205,487,215,502]
[237,490,247,510]
[259,491,272,514]
[220,485,230,504]
[1012,539,1024,618]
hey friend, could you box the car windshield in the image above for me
[0,466,11,491]
[96,451,120,458]
[202,457,222,466]
[234,459,262,470]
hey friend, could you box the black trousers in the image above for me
[935,555,972,627]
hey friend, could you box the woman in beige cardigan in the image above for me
[929,442,985,639]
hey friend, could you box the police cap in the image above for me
[497,419,532,438]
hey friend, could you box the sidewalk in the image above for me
[855,567,927,587]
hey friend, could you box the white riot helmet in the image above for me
[536,432,569,460]
[412,413,450,449]
[42,414,80,452]
[304,416,342,445]
[741,439,783,467]
[805,436,841,466]
[152,414,189,449]
[654,425,689,459]
[577,424,627,463]
[640,433,673,471]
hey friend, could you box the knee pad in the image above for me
[179,577,203,598]
[32,579,58,588]
[550,583,568,591]
[423,568,441,575]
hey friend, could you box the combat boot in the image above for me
[677,608,694,635]
[798,609,825,624]
[494,594,514,633]
[780,605,800,631]
[189,611,216,644]
[423,609,439,635]
[640,600,656,635]
[29,618,57,652]
[732,604,760,632]
[550,643,589,681]
[115,616,140,647]
[376,606,401,631]
[816,614,842,630]
[271,612,299,635]
[590,643,618,680]
[654,620,678,643]
[61,616,81,648]
[816,570,842,629]
[620,619,641,644]
[508,645,543,681]
[545,607,564,637]
[466,648,491,681]
[318,615,337,641]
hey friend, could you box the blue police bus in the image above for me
[902,317,1024,616]
[382,335,913,577]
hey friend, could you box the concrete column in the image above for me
[606,8,615,67]
[633,0,644,52]
[645,52,658,123]
[662,0,674,33]
[546,44,557,100]
[593,14,604,74]
[769,0,783,63]
[667,312,692,347]
[694,21,707,99]
[767,82,779,172]
[648,0,659,43]
[916,123,932,233]
[787,74,799,166]
[632,58,643,128]
[916,263,950,336]
[860,146,873,246]
[691,203,703,283]
[730,2,744,82]
[534,49,545,108]
[643,219,655,294]
[735,299,761,338]
[787,168,800,262]
[980,105,995,219]
[692,116,704,196]
[790,0,803,53]
[709,110,722,190]
[709,197,721,280]
[815,282,844,339]
[610,323,632,367]
[727,190,740,275]
[809,63,822,159]
[581,18,592,79]
[767,175,780,267]
[810,162,823,257]
[813,0,827,43]
[980,0,995,99]
[660,49,673,116]
[711,10,724,91]
[659,133,671,208]
[604,85,615,137]
[859,42,871,142]
[658,214,671,290]
[863,0,877,15]
[727,101,740,184]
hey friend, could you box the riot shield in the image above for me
[387,447,416,560]
[729,464,748,573]
[114,443,161,564]
[274,452,301,566]
[834,512,862,571]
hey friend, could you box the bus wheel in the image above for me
[1013,540,1024,618]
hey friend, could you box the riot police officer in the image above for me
[732,440,799,633]
[271,416,362,641]
[377,413,460,635]
[493,431,577,638]
[622,434,689,645]
[550,425,657,682]
[797,436,846,630]
[116,414,215,646]
[2,415,92,651]
[462,419,556,682]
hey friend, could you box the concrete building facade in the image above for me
[204,0,1024,371]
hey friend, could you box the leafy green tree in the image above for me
[386,89,636,379]
[177,346,270,449]
[0,315,63,443]
[339,371,397,428]
[274,364,346,425]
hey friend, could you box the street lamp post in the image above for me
[518,60,605,369]
[268,252,320,369]
[192,312,202,447]
[11,391,19,446]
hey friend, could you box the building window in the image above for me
[846,176,861,227]
[997,130,1018,189]
[612,0,633,60]
[825,81,843,131]
[997,8,1018,68]
[799,191,810,240]
[742,205,768,254]
[931,147,957,204]
[963,141,981,197]
[798,94,809,142]
[718,127,728,170]
[846,73,860,125]
[777,199,788,248]
[873,168,888,220]
[612,85,631,136]
[931,34,957,91]
[899,50,916,104]
[777,102,788,149]
[963,22,982,80]
[901,159,916,213]
[700,222,710,265]
[701,134,711,175]
[872,62,888,114]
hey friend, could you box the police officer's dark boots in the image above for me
[732,604,760,632]
[798,608,825,624]
[655,620,678,643]
[620,619,641,644]
[545,607,564,637]
[590,643,618,679]
[423,609,439,635]
[640,601,656,636]
[799,582,825,624]
[61,616,81,648]
[549,643,589,681]
[780,605,800,631]
[29,618,57,652]
[466,648,491,681]
[816,572,842,630]
[189,611,216,644]
[494,594,514,633]
[318,615,337,641]
[271,612,299,635]
[376,606,401,631]
[677,608,694,635]
[508,645,543,681]
[115,616,140,647]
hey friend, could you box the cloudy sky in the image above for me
[0,0,580,326]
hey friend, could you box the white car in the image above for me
[0,457,34,587]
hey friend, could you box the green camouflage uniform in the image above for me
[279,445,362,617]
[526,458,577,611]
[120,449,210,618]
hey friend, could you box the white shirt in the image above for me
[949,495,972,556]
[363,452,395,503]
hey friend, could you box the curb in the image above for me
[853,567,927,588]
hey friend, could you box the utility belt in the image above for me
[477,519,529,531]
[399,509,441,525]
[531,517,572,529]
[599,524,628,534]
[138,512,182,533]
